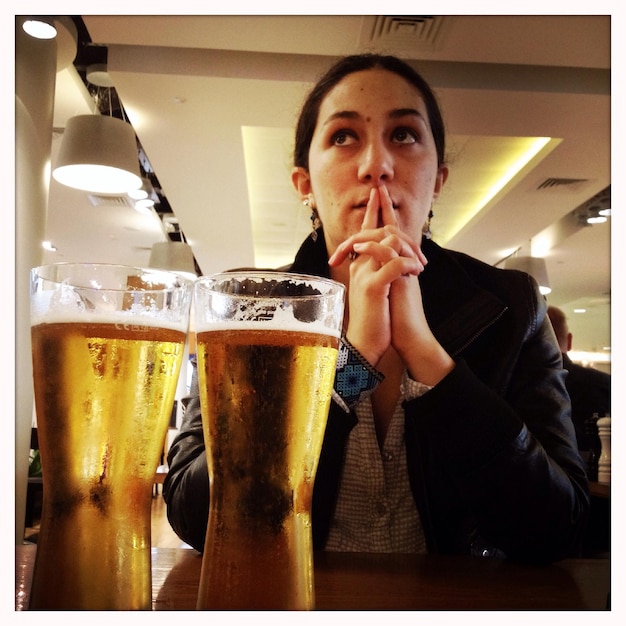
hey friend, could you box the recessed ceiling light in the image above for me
[586,215,607,224]
[23,17,57,40]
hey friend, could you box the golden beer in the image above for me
[28,263,192,610]
[196,327,339,610]
[29,320,186,610]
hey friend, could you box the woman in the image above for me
[164,54,588,563]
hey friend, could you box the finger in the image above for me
[377,256,424,281]
[353,240,425,274]
[360,188,380,230]
[380,226,423,261]
[417,246,428,267]
[378,185,399,227]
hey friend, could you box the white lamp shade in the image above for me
[149,242,198,279]
[504,256,551,295]
[52,114,142,194]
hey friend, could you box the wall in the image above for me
[15,19,58,543]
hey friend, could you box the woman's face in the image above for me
[293,68,447,255]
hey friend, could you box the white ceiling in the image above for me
[42,15,611,360]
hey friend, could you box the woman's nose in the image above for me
[358,141,394,182]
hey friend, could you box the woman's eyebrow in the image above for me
[322,110,359,126]
[389,108,426,122]
[322,108,426,125]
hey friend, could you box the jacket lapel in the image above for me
[419,239,508,357]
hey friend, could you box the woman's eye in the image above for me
[392,128,418,144]
[331,130,357,146]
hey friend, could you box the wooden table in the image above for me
[588,480,610,499]
[15,544,610,610]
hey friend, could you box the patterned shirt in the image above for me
[326,371,431,553]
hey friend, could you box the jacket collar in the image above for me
[289,230,507,357]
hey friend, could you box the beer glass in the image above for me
[29,263,192,610]
[194,272,345,610]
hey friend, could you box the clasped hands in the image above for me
[328,186,454,385]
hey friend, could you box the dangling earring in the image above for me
[304,198,321,242]
[424,209,434,240]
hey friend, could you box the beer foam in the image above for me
[195,300,342,337]
[194,273,345,337]
[196,319,341,338]
[30,289,190,332]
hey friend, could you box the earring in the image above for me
[303,198,321,242]
[424,209,434,240]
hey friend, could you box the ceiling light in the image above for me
[86,63,115,88]
[128,188,149,200]
[128,177,154,200]
[586,215,607,224]
[576,185,611,226]
[52,114,142,194]
[135,198,154,208]
[42,241,57,251]
[22,17,57,40]
[504,255,551,295]
[134,198,155,216]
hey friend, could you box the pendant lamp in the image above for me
[504,256,551,295]
[149,241,198,281]
[52,114,142,194]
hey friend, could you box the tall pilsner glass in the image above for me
[29,263,192,610]
[194,272,345,610]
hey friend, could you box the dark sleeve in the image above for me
[162,357,209,553]
[406,295,589,564]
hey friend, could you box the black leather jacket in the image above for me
[164,234,589,563]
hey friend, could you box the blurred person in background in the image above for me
[546,305,611,453]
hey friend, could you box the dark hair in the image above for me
[293,54,446,170]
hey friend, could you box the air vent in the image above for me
[359,16,447,52]
[536,177,589,191]
[88,194,134,208]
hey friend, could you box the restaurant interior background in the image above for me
[15,14,612,542]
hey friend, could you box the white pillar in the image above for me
[15,18,57,544]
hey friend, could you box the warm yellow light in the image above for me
[439,136,556,245]
[469,138,551,221]
[530,235,553,258]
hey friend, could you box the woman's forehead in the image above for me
[320,68,427,115]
